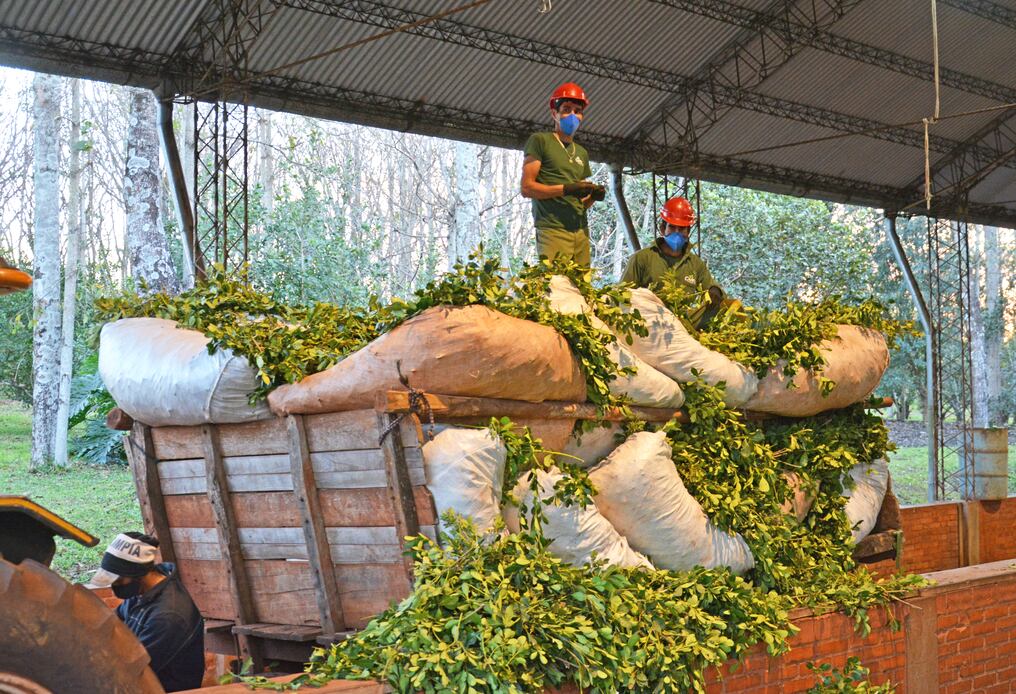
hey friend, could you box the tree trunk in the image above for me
[982,225,1004,426]
[125,88,179,294]
[54,80,84,468]
[30,74,62,470]
[257,110,274,216]
[451,140,480,262]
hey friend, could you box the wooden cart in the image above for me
[122,391,899,667]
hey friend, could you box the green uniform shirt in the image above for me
[524,132,592,232]
[622,239,723,299]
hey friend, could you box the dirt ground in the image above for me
[887,420,1016,448]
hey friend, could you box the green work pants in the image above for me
[536,227,591,267]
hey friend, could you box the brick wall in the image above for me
[899,502,964,573]
[977,498,1016,564]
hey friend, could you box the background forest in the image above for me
[1,69,1014,492]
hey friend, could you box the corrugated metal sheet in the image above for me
[0,0,1014,223]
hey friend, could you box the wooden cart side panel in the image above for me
[151,411,418,460]
[163,488,437,528]
[179,559,412,628]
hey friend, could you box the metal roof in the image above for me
[2,0,1015,226]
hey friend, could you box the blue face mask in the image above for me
[559,113,581,137]
[663,232,688,252]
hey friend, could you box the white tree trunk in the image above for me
[54,80,83,468]
[983,225,1004,426]
[451,140,480,262]
[125,88,179,294]
[30,73,63,470]
[257,110,274,215]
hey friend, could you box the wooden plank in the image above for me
[378,390,689,424]
[151,411,418,461]
[158,449,425,495]
[205,619,235,634]
[202,425,261,666]
[377,412,421,585]
[163,488,437,529]
[179,559,411,630]
[289,414,347,633]
[232,623,322,642]
[171,525,437,563]
[304,409,418,451]
[125,423,177,564]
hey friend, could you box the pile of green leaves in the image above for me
[246,514,794,694]
[95,254,643,410]
[662,381,922,631]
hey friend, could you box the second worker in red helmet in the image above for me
[520,82,606,267]
[623,195,727,330]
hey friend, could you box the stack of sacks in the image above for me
[842,459,890,543]
[505,468,654,570]
[623,289,758,407]
[421,428,506,539]
[269,304,587,414]
[99,318,271,426]
[741,325,889,417]
[588,431,754,574]
[545,276,685,408]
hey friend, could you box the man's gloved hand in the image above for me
[562,180,599,198]
[707,286,724,305]
[588,184,607,201]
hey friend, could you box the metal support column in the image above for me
[609,164,640,252]
[926,215,975,499]
[884,213,937,502]
[157,97,202,281]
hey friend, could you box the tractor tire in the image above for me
[0,558,164,694]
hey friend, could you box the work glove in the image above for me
[707,285,724,305]
[562,180,599,198]
[588,184,607,201]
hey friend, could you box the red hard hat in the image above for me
[660,196,696,227]
[549,82,589,109]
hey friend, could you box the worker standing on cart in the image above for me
[623,195,729,329]
[521,82,605,266]
[89,532,205,692]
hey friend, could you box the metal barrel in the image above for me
[968,428,1010,500]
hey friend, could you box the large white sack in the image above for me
[561,423,625,468]
[504,469,653,570]
[742,325,889,417]
[842,459,890,543]
[625,289,758,407]
[546,276,685,409]
[99,317,271,426]
[588,431,754,574]
[422,428,505,537]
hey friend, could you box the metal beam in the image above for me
[280,0,988,166]
[157,98,202,281]
[631,0,863,149]
[941,0,1016,31]
[650,0,1016,105]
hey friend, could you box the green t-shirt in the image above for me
[524,132,592,232]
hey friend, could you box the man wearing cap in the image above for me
[521,82,605,267]
[623,195,726,329]
[90,532,204,692]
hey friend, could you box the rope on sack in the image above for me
[378,361,437,445]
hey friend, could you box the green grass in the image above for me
[0,402,142,583]
[889,445,1016,505]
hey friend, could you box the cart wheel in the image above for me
[0,558,164,694]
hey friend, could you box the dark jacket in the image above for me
[116,563,205,692]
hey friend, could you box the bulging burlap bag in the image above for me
[269,305,587,415]
[741,325,889,417]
